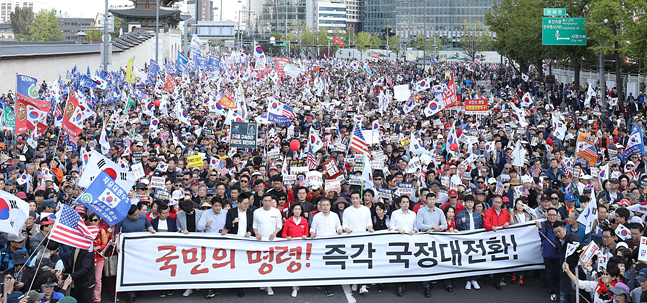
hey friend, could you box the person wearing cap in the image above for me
[1,249,35,294]
[0,233,26,272]
[602,178,624,204]
[30,214,55,254]
[440,190,466,214]
[631,268,647,303]
[557,193,577,224]
[18,210,38,249]
[36,271,71,303]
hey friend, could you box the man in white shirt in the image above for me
[388,196,417,297]
[253,193,283,296]
[310,198,342,297]
[342,191,374,294]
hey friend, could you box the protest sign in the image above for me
[267,149,281,163]
[306,171,323,187]
[396,182,414,196]
[464,99,489,114]
[323,158,342,179]
[378,187,394,202]
[291,166,309,174]
[325,180,341,191]
[117,222,543,291]
[639,237,647,262]
[151,176,166,189]
[154,189,170,202]
[349,175,362,186]
[283,175,297,186]
[187,155,204,168]
[230,122,257,149]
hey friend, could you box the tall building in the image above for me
[315,0,345,32]
[344,0,361,32]
[187,0,213,22]
[57,17,94,41]
[364,0,497,43]
[0,1,34,23]
[258,0,306,35]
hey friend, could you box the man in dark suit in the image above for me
[151,203,178,233]
[223,193,254,298]
[224,193,254,237]
[554,220,581,303]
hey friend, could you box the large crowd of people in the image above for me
[0,51,645,303]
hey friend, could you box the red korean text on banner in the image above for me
[464,98,489,115]
[333,35,345,48]
[15,94,50,134]
[442,75,457,107]
[219,90,236,109]
[61,91,84,137]
[276,57,289,77]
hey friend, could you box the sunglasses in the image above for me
[90,219,100,222]
[477,181,484,184]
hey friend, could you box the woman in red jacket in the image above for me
[282,202,309,298]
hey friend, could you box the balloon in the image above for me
[450,143,458,151]
[290,140,300,152]
[154,100,161,107]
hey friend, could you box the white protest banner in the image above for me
[393,85,410,101]
[151,176,166,189]
[639,237,647,262]
[306,171,323,187]
[349,175,362,186]
[325,179,341,191]
[117,222,544,291]
[580,243,599,263]
[291,166,309,175]
[131,163,145,179]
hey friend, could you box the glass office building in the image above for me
[364,0,497,42]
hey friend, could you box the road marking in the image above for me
[342,284,356,303]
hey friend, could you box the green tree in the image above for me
[413,33,443,58]
[10,7,35,40]
[486,0,548,77]
[30,9,65,41]
[109,16,128,39]
[369,33,383,49]
[355,32,372,51]
[586,0,641,102]
[459,20,493,62]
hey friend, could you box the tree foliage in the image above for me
[30,9,65,41]
[10,7,35,37]
[459,20,493,62]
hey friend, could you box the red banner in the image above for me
[333,35,345,48]
[276,57,289,77]
[465,98,489,114]
[163,73,176,94]
[61,91,84,137]
[15,94,50,134]
[442,75,457,107]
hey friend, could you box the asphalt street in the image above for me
[115,272,554,303]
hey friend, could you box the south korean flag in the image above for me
[97,188,122,209]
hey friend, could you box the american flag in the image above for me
[495,181,505,196]
[530,167,541,178]
[307,144,317,170]
[282,104,297,119]
[49,205,99,250]
[160,131,170,142]
[349,123,368,155]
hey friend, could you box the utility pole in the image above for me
[103,0,109,71]
[155,0,159,63]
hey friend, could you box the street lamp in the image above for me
[599,18,608,108]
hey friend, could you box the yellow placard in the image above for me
[187,155,204,168]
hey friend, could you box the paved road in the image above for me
[115,273,553,303]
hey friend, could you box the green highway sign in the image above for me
[542,17,587,46]
[544,8,566,16]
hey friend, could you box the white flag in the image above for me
[0,190,30,234]
[577,191,598,234]
[99,122,110,155]
[78,150,137,192]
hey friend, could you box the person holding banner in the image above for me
[388,195,417,297]
[536,207,561,301]
[484,196,510,291]
[253,193,284,296]
[416,193,448,296]
[282,202,309,298]
[310,198,342,297]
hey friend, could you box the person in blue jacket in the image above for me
[536,207,560,302]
